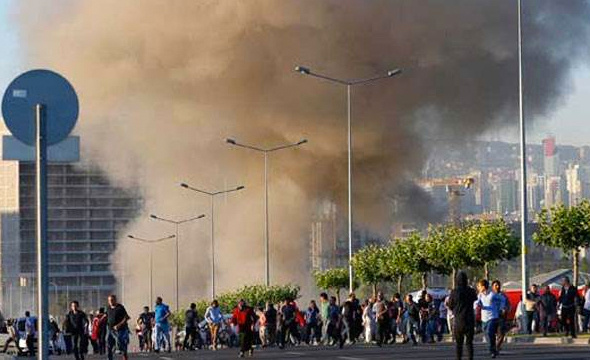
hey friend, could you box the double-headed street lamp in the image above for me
[127,234,176,304]
[226,138,307,286]
[149,213,206,311]
[295,65,402,292]
[180,183,245,298]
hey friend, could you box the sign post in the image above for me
[2,70,79,360]
[35,103,49,358]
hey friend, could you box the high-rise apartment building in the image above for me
[566,164,590,206]
[493,178,518,215]
[0,124,142,317]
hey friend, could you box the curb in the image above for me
[438,335,587,345]
[506,336,588,345]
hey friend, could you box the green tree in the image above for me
[468,219,519,280]
[426,224,474,287]
[313,267,349,304]
[397,232,434,289]
[351,245,388,297]
[384,240,414,293]
[534,200,590,287]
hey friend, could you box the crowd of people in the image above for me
[1,295,130,360]
[3,274,590,359]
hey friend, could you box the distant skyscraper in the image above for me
[494,178,518,215]
[544,175,566,208]
[526,173,544,213]
[566,164,590,206]
[543,136,559,177]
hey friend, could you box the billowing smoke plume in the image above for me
[9,0,590,309]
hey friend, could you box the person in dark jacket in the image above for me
[264,303,277,346]
[67,301,89,360]
[340,297,355,347]
[231,300,257,358]
[525,284,540,334]
[539,285,557,336]
[183,303,201,350]
[447,271,478,360]
[304,300,320,344]
[281,298,303,348]
[559,277,578,338]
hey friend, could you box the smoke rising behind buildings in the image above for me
[8,0,590,307]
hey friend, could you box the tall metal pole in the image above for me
[347,84,353,293]
[518,0,529,330]
[9,283,13,318]
[211,197,216,299]
[264,152,270,286]
[149,245,153,305]
[36,103,49,360]
[175,223,179,311]
[122,259,125,304]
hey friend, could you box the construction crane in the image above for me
[447,177,475,224]
[419,177,475,224]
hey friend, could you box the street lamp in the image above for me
[225,138,307,286]
[127,234,176,304]
[295,65,401,292]
[149,213,206,311]
[517,0,530,332]
[180,183,245,298]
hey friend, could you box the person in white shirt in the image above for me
[361,299,375,343]
[444,294,455,340]
[476,279,501,358]
[439,296,448,337]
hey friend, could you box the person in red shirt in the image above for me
[231,299,257,358]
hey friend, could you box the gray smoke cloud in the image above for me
[8,0,590,309]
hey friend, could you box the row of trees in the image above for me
[315,219,519,297]
[315,199,590,298]
[165,201,590,328]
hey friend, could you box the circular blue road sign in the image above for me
[2,69,79,146]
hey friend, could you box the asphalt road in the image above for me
[96,343,590,360]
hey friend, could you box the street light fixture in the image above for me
[295,65,401,292]
[127,234,175,305]
[225,137,307,286]
[179,183,245,298]
[149,213,206,311]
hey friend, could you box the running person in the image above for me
[153,297,171,352]
[184,303,201,350]
[106,295,130,360]
[205,300,224,350]
[448,272,478,360]
[231,300,257,358]
[492,280,510,354]
[67,301,89,360]
[477,279,501,358]
[137,307,153,352]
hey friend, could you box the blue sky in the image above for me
[530,65,590,146]
[0,0,23,105]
